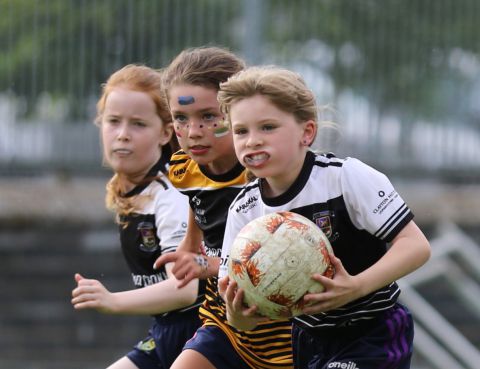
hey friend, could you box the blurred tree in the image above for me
[0,0,240,120]
[266,0,480,121]
[1,0,479,125]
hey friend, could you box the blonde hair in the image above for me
[162,46,246,100]
[95,64,176,222]
[218,66,318,126]
[218,66,319,180]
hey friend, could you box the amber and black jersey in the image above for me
[119,159,205,317]
[169,151,293,369]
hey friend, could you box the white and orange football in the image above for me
[228,211,335,319]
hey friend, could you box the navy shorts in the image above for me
[126,309,201,369]
[292,303,414,369]
[182,325,251,369]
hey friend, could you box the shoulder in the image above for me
[311,152,381,179]
[341,156,388,182]
[312,152,345,168]
[146,172,186,202]
[167,150,201,189]
[228,179,261,213]
[168,150,191,179]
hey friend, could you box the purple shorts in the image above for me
[292,304,414,369]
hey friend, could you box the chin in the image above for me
[190,155,211,166]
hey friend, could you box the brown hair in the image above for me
[162,46,246,100]
[96,64,177,222]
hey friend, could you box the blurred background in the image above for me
[1,1,479,368]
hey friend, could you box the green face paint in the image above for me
[213,120,230,137]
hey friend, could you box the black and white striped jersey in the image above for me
[169,151,294,369]
[119,160,204,315]
[220,151,414,332]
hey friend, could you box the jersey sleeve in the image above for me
[154,185,189,254]
[341,158,413,242]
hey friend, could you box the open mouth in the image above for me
[244,152,269,167]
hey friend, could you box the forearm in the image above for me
[110,278,199,315]
[354,221,430,297]
[178,209,204,253]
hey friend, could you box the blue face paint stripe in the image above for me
[178,96,195,105]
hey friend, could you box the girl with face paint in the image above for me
[154,47,294,369]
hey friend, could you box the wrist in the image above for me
[226,311,258,331]
[107,292,122,314]
[193,254,209,279]
[208,257,221,277]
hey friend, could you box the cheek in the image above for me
[100,128,113,151]
[174,131,188,149]
[173,128,183,138]
[216,133,234,151]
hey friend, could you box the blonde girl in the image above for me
[218,66,431,369]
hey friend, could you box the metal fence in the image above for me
[2,0,480,178]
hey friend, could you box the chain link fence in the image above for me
[1,0,480,179]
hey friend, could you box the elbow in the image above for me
[179,280,200,307]
[418,239,431,267]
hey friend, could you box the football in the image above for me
[228,211,335,319]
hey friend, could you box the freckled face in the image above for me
[169,84,238,175]
[101,88,171,186]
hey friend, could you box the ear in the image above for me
[159,122,174,146]
[301,120,317,146]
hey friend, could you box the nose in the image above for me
[187,119,205,138]
[117,122,130,141]
[246,132,262,148]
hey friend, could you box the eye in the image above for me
[173,114,188,124]
[233,127,248,135]
[105,117,120,125]
[262,123,276,131]
[203,113,216,122]
[133,121,147,127]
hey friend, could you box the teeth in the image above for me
[250,154,266,160]
[245,153,268,165]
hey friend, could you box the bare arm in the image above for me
[354,220,431,294]
[302,220,431,314]
[177,208,204,253]
[71,262,199,315]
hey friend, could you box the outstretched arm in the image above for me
[71,262,199,315]
[302,220,431,314]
